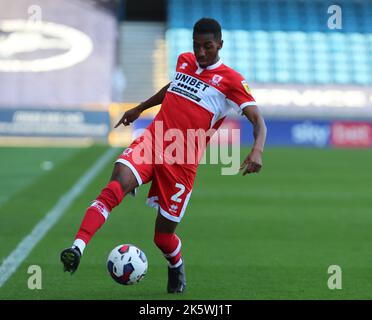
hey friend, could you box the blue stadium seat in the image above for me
[353,73,370,85]
[314,71,332,84]
[167,0,372,84]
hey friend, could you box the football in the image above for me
[107,244,148,285]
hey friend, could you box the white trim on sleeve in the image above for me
[240,101,257,110]
[226,98,242,115]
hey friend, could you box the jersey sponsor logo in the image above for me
[241,80,251,94]
[211,74,223,86]
[172,72,211,102]
[171,86,201,102]
[174,72,209,91]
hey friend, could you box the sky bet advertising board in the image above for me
[132,118,372,149]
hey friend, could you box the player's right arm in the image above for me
[114,83,170,128]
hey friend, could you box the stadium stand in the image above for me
[166,0,372,85]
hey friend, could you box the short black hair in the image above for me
[193,18,222,40]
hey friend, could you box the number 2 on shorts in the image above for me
[171,183,185,203]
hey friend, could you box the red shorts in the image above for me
[116,138,196,223]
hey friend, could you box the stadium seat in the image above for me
[167,0,372,84]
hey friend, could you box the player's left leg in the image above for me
[148,163,195,293]
[153,212,186,293]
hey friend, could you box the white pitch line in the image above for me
[0,147,118,287]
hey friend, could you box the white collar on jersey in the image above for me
[195,58,223,74]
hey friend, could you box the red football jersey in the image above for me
[117,53,257,222]
[144,52,257,170]
[162,52,256,126]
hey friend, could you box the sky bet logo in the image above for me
[172,72,210,102]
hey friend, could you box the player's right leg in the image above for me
[60,163,138,274]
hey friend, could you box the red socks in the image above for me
[154,232,183,268]
[74,181,125,249]
[96,180,125,212]
[74,180,183,269]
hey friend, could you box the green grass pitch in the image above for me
[0,145,371,300]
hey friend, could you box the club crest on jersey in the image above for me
[241,80,251,94]
[122,148,133,157]
[211,74,223,86]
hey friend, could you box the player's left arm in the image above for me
[240,106,267,176]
